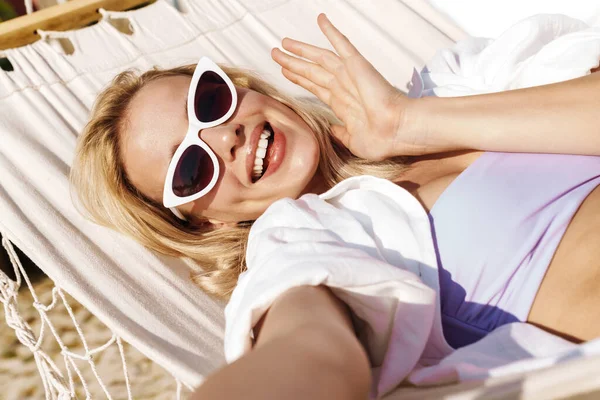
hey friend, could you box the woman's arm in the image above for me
[406,70,600,157]
[273,14,600,160]
[189,286,371,400]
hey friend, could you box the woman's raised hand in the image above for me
[271,14,421,161]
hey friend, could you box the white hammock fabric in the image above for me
[0,0,462,397]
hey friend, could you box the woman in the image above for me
[71,13,600,400]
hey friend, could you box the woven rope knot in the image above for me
[0,270,19,303]
[4,304,37,352]
[13,323,37,351]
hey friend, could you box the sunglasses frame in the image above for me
[162,57,238,210]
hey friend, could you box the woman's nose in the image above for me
[199,124,241,162]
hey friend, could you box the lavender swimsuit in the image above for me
[428,152,600,348]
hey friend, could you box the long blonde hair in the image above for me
[70,64,408,299]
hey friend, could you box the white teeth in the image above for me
[252,165,263,179]
[252,127,272,180]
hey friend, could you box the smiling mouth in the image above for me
[251,122,275,183]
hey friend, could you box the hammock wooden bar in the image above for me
[0,0,153,50]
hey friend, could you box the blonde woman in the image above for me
[71,14,600,400]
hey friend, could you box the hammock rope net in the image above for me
[1,233,186,398]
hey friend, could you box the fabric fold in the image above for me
[414,14,600,98]
[225,176,453,398]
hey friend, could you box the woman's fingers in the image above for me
[281,37,340,73]
[272,48,335,90]
[280,68,331,103]
[281,37,360,99]
[317,14,359,60]
[281,67,357,125]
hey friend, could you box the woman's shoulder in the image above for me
[251,175,427,234]
[319,175,415,202]
[247,174,438,281]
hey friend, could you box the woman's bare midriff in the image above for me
[399,150,600,343]
[527,184,600,342]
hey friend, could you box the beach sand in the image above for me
[0,276,182,399]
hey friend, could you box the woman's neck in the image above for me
[302,168,331,196]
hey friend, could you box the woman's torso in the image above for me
[398,150,600,346]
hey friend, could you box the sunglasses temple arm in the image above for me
[170,207,187,221]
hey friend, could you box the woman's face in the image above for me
[121,75,322,225]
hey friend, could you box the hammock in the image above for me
[1,0,599,398]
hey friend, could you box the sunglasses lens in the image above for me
[172,145,215,197]
[194,71,233,123]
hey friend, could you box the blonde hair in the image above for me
[70,64,408,299]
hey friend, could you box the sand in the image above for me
[0,276,184,399]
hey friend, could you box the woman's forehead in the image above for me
[121,76,191,200]
[126,76,190,151]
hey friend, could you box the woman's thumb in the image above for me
[330,124,351,149]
